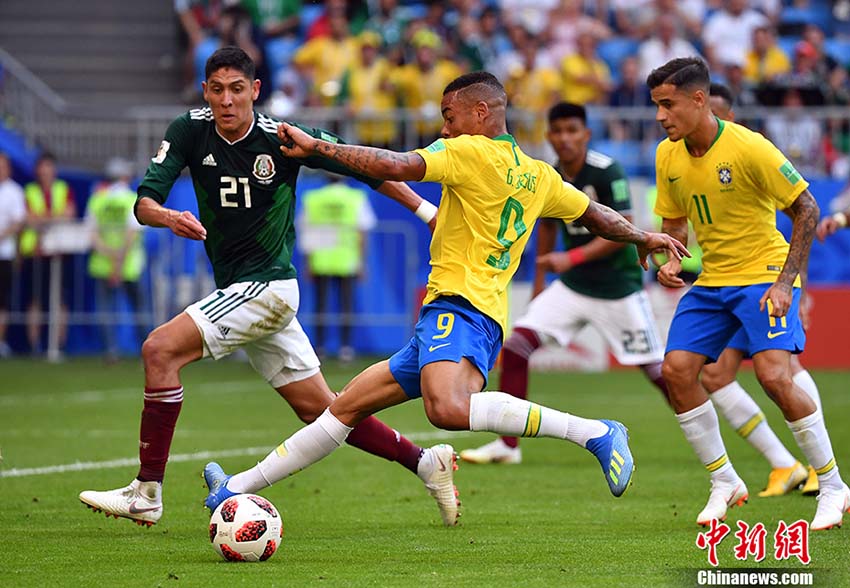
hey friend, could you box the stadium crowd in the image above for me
[176,0,850,174]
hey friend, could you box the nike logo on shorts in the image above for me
[428,343,451,352]
[767,330,787,339]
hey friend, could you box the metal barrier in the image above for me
[6,222,418,359]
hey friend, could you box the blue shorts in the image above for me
[666,284,805,362]
[388,296,503,399]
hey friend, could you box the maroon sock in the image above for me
[137,386,184,482]
[640,362,671,405]
[346,416,423,474]
[498,327,541,449]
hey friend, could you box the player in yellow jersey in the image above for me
[649,57,848,530]
[700,83,821,498]
[203,72,689,525]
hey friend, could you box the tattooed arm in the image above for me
[277,122,426,182]
[577,200,689,270]
[760,190,818,317]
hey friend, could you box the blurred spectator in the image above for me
[750,0,781,24]
[338,31,398,148]
[743,26,790,85]
[722,61,759,109]
[392,29,463,144]
[306,0,369,40]
[474,6,513,74]
[266,69,306,119]
[498,0,558,37]
[638,14,701,81]
[242,0,301,38]
[547,0,611,63]
[175,0,223,102]
[21,152,76,355]
[505,36,561,157]
[560,31,612,105]
[765,88,823,176]
[637,0,705,40]
[702,0,768,72]
[0,152,26,358]
[770,41,826,106]
[610,0,655,38]
[293,8,359,106]
[85,158,146,363]
[298,174,376,362]
[802,24,841,82]
[363,0,409,63]
[216,3,268,96]
[608,56,653,141]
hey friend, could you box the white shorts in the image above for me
[185,279,320,388]
[514,280,664,365]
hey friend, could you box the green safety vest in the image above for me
[303,184,366,276]
[86,186,146,281]
[20,180,70,256]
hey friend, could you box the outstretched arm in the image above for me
[278,122,426,182]
[576,200,690,270]
[761,190,818,317]
[375,181,437,231]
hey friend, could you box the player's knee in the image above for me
[422,393,469,430]
[661,357,688,389]
[755,365,792,398]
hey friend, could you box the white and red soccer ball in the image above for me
[209,494,283,562]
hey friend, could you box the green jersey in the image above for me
[137,108,382,288]
[555,149,642,299]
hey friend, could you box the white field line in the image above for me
[0,430,472,479]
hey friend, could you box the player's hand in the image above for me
[759,281,793,317]
[168,210,206,241]
[637,232,690,271]
[277,122,317,158]
[536,252,573,274]
[657,258,686,288]
[816,217,840,241]
[799,290,813,330]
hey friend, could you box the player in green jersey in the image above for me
[460,102,670,465]
[79,46,460,527]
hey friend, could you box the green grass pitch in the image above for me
[1,359,847,587]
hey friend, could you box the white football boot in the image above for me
[459,439,522,465]
[79,479,163,527]
[811,483,850,531]
[696,477,749,526]
[417,444,460,526]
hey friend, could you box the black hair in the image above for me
[205,46,255,81]
[36,151,56,165]
[443,71,505,96]
[709,83,734,108]
[646,57,710,92]
[547,102,587,125]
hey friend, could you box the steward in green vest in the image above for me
[86,180,146,282]
[302,181,372,277]
[21,154,74,257]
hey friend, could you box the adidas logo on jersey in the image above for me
[203,154,217,166]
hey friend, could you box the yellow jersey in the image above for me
[416,134,590,333]
[654,119,808,287]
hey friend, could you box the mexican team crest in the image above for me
[253,154,275,183]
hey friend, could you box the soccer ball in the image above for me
[209,494,283,562]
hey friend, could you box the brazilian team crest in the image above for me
[253,154,275,183]
[716,162,733,186]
